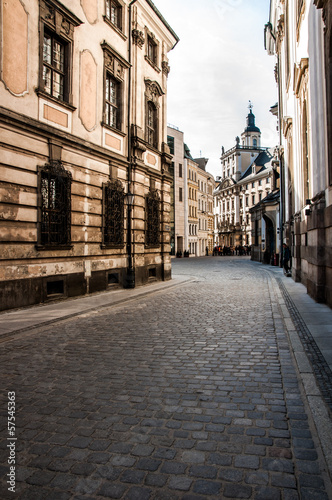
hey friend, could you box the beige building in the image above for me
[195,158,214,256]
[167,125,186,255]
[186,146,198,256]
[266,0,332,305]
[214,106,278,250]
[0,0,178,311]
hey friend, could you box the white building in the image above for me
[266,0,332,305]
[214,106,278,252]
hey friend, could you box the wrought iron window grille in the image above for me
[145,189,161,248]
[39,160,72,247]
[103,179,125,247]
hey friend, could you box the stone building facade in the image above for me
[195,158,215,256]
[214,107,278,250]
[167,125,186,256]
[0,0,178,311]
[266,0,332,306]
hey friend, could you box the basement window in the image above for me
[47,279,64,297]
[108,272,119,286]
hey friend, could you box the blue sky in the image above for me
[152,0,278,178]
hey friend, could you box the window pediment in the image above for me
[101,41,130,82]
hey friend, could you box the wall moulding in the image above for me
[1,0,29,96]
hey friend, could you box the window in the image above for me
[43,31,66,100]
[179,187,183,202]
[259,193,262,202]
[105,74,121,129]
[252,182,255,188]
[259,180,262,186]
[105,0,122,30]
[240,198,243,208]
[245,197,249,207]
[147,35,157,65]
[179,164,183,178]
[145,80,162,149]
[266,177,270,184]
[39,1,81,104]
[253,138,257,147]
[252,195,255,205]
[146,189,160,247]
[39,160,72,247]
[167,136,175,155]
[103,180,125,247]
[102,42,129,131]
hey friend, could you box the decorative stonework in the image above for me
[132,29,145,48]
[276,13,285,46]
[79,50,97,131]
[162,61,170,76]
[40,0,82,41]
[1,0,28,96]
[144,79,164,108]
[101,41,130,82]
[294,57,309,97]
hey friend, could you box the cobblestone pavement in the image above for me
[0,257,331,499]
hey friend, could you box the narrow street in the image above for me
[0,257,332,499]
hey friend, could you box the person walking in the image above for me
[283,243,291,276]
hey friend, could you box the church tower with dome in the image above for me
[241,101,261,148]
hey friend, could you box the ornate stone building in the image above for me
[214,106,278,249]
[266,0,332,306]
[0,0,178,311]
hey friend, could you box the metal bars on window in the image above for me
[103,180,125,246]
[146,189,160,247]
[40,161,72,246]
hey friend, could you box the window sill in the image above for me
[36,244,73,251]
[103,16,127,40]
[101,244,124,249]
[145,56,161,73]
[101,122,126,137]
[35,89,76,112]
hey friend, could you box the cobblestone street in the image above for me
[0,257,332,499]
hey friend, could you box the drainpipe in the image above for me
[125,0,138,288]
[277,54,284,267]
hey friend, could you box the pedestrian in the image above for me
[206,246,209,256]
[283,243,291,276]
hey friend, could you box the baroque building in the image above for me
[214,106,279,250]
[195,158,215,256]
[167,127,215,258]
[265,0,332,306]
[0,0,178,311]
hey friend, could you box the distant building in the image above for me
[266,0,332,305]
[214,106,279,251]
[167,128,215,257]
[195,158,215,256]
[167,125,187,256]
[0,0,178,311]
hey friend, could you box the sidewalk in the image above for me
[0,276,191,339]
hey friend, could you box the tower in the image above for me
[241,101,261,148]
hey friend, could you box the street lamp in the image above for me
[125,190,135,288]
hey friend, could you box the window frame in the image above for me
[102,179,125,248]
[145,189,161,248]
[101,42,129,133]
[37,0,82,107]
[104,0,126,39]
[37,160,72,249]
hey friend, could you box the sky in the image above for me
[152,0,278,178]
